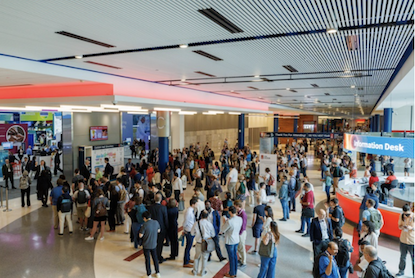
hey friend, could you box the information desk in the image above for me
[336,176,414,238]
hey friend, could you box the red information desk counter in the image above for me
[337,189,402,238]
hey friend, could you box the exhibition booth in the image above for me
[337,133,414,237]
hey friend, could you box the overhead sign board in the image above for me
[344,133,414,158]
[260,132,343,139]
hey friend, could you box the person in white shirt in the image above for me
[353,241,371,278]
[190,210,216,276]
[220,206,243,278]
[227,165,239,200]
[194,192,206,220]
[182,198,198,268]
[404,158,412,177]
[172,173,183,204]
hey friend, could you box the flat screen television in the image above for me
[90,126,108,141]
[2,142,13,149]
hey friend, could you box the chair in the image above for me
[391,179,399,188]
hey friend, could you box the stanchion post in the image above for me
[0,186,3,208]
[3,187,12,212]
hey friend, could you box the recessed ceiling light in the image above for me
[254,75,260,78]
[229,112,241,115]
[286,88,290,90]
[344,70,351,73]
[351,85,356,88]
[181,78,186,82]
[179,44,188,48]
[327,28,338,34]
[154,107,181,112]
[75,55,83,59]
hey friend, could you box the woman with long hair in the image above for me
[360,221,378,249]
[257,221,280,278]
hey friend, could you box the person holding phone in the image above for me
[396,204,414,277]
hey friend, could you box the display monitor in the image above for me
[2,142,13,149]
[90,126,108,141]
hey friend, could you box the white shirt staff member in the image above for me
[172,172,183,204]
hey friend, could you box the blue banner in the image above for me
[344,133,414,158]
[260,132,343,139]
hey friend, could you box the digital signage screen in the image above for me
[90,126,108,141]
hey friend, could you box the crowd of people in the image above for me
[5,137,414,278]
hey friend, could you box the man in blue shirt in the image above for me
[26,145,33,156]
[49,179,64,229]
[319,241,340,278]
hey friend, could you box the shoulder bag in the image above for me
[198,221,215,253]
[259,232,275,258]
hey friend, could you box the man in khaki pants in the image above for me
[330,162,343,195]
[49,179,64,229]
[234,200,247,268]
[227,165,238,200]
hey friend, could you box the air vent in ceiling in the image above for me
[193,50,222,61]
[292,99,297,101]
[247,86,258,90]
[55,31,115,48]
[290,90,297,93]
[311,84,319,87]
[261,78,273,82]
[276,94,283,97]
[84,61,121,69]
[194,71,216,77]
[333,98,337,100]
[282,65,298,72]
[357,87,364,90]
[324,93,330,95]
[198,8,243,34]
[346,35,359,51]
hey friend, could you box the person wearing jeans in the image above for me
[56,186,73,236]
[139,211,161,278]
[221,206,242,277]
[19,170,31,207]
[257,221,280,278]
[278,176,289,221]
[182,198,197,268]
[396,204,414,277]
[296,183,314,237]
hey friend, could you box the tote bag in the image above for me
[259,232,275,258]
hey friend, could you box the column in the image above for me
[369,116,373,132]
[238,114,245,149]
[62,112,73,180]
[374,114,380,132]
[171,113,185,150]
[157,111,170,174]
[293,118,298,133]
[273,115,279,147]
[383,108,393,132]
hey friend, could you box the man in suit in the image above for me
[21,156,29,174]
[80,159,91,182]
[2,159,15,189]
[148,192,169,263]
[103,158,113,179]
[310,209,333,258]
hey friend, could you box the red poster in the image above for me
[0,124,28,150]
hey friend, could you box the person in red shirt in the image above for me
[381,171,397,194]
[369,171,379,187]
[147,163,155,184]
[295,183,314,237]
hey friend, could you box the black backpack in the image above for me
[77,190,87,204]
[312,252,327,278]
[294,178,301,192]
[370,259,394,278]
[334,239,350,268]
[61,197,72,213]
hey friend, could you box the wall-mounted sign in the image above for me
[260,132,343,139]
[90,126,108,141]
[344,133,414,158]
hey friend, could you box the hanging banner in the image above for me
[0,124,28,145]
[260,132,343,139]
[344,133,414,158]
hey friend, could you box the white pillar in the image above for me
[171,113,184,150]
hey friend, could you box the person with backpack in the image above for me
[329,198,345,234]
[330,162,343,195]
[85,189,109,241]
[73,182,91,231]
[278,175,290,221]
[263,167,274,196]
[115,178,127,225]
[362,198,384,237]
[333,228,353,278]
[314,241,340,278]
[288,170,297,212]
[19,170,32,207]
[236,174,247,210]
[103,157,114,179]
[362,246,393,278]
[106,185,119,233]
[56,186,73,236]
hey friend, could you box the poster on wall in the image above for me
[35,131,47,146]
[0,124,28,151]
[133,114,150,150]
[259,153,278,192]
[91,144,124,175]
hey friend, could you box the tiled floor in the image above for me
[0,153,413,278]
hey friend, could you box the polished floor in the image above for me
[0,154,413,278]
